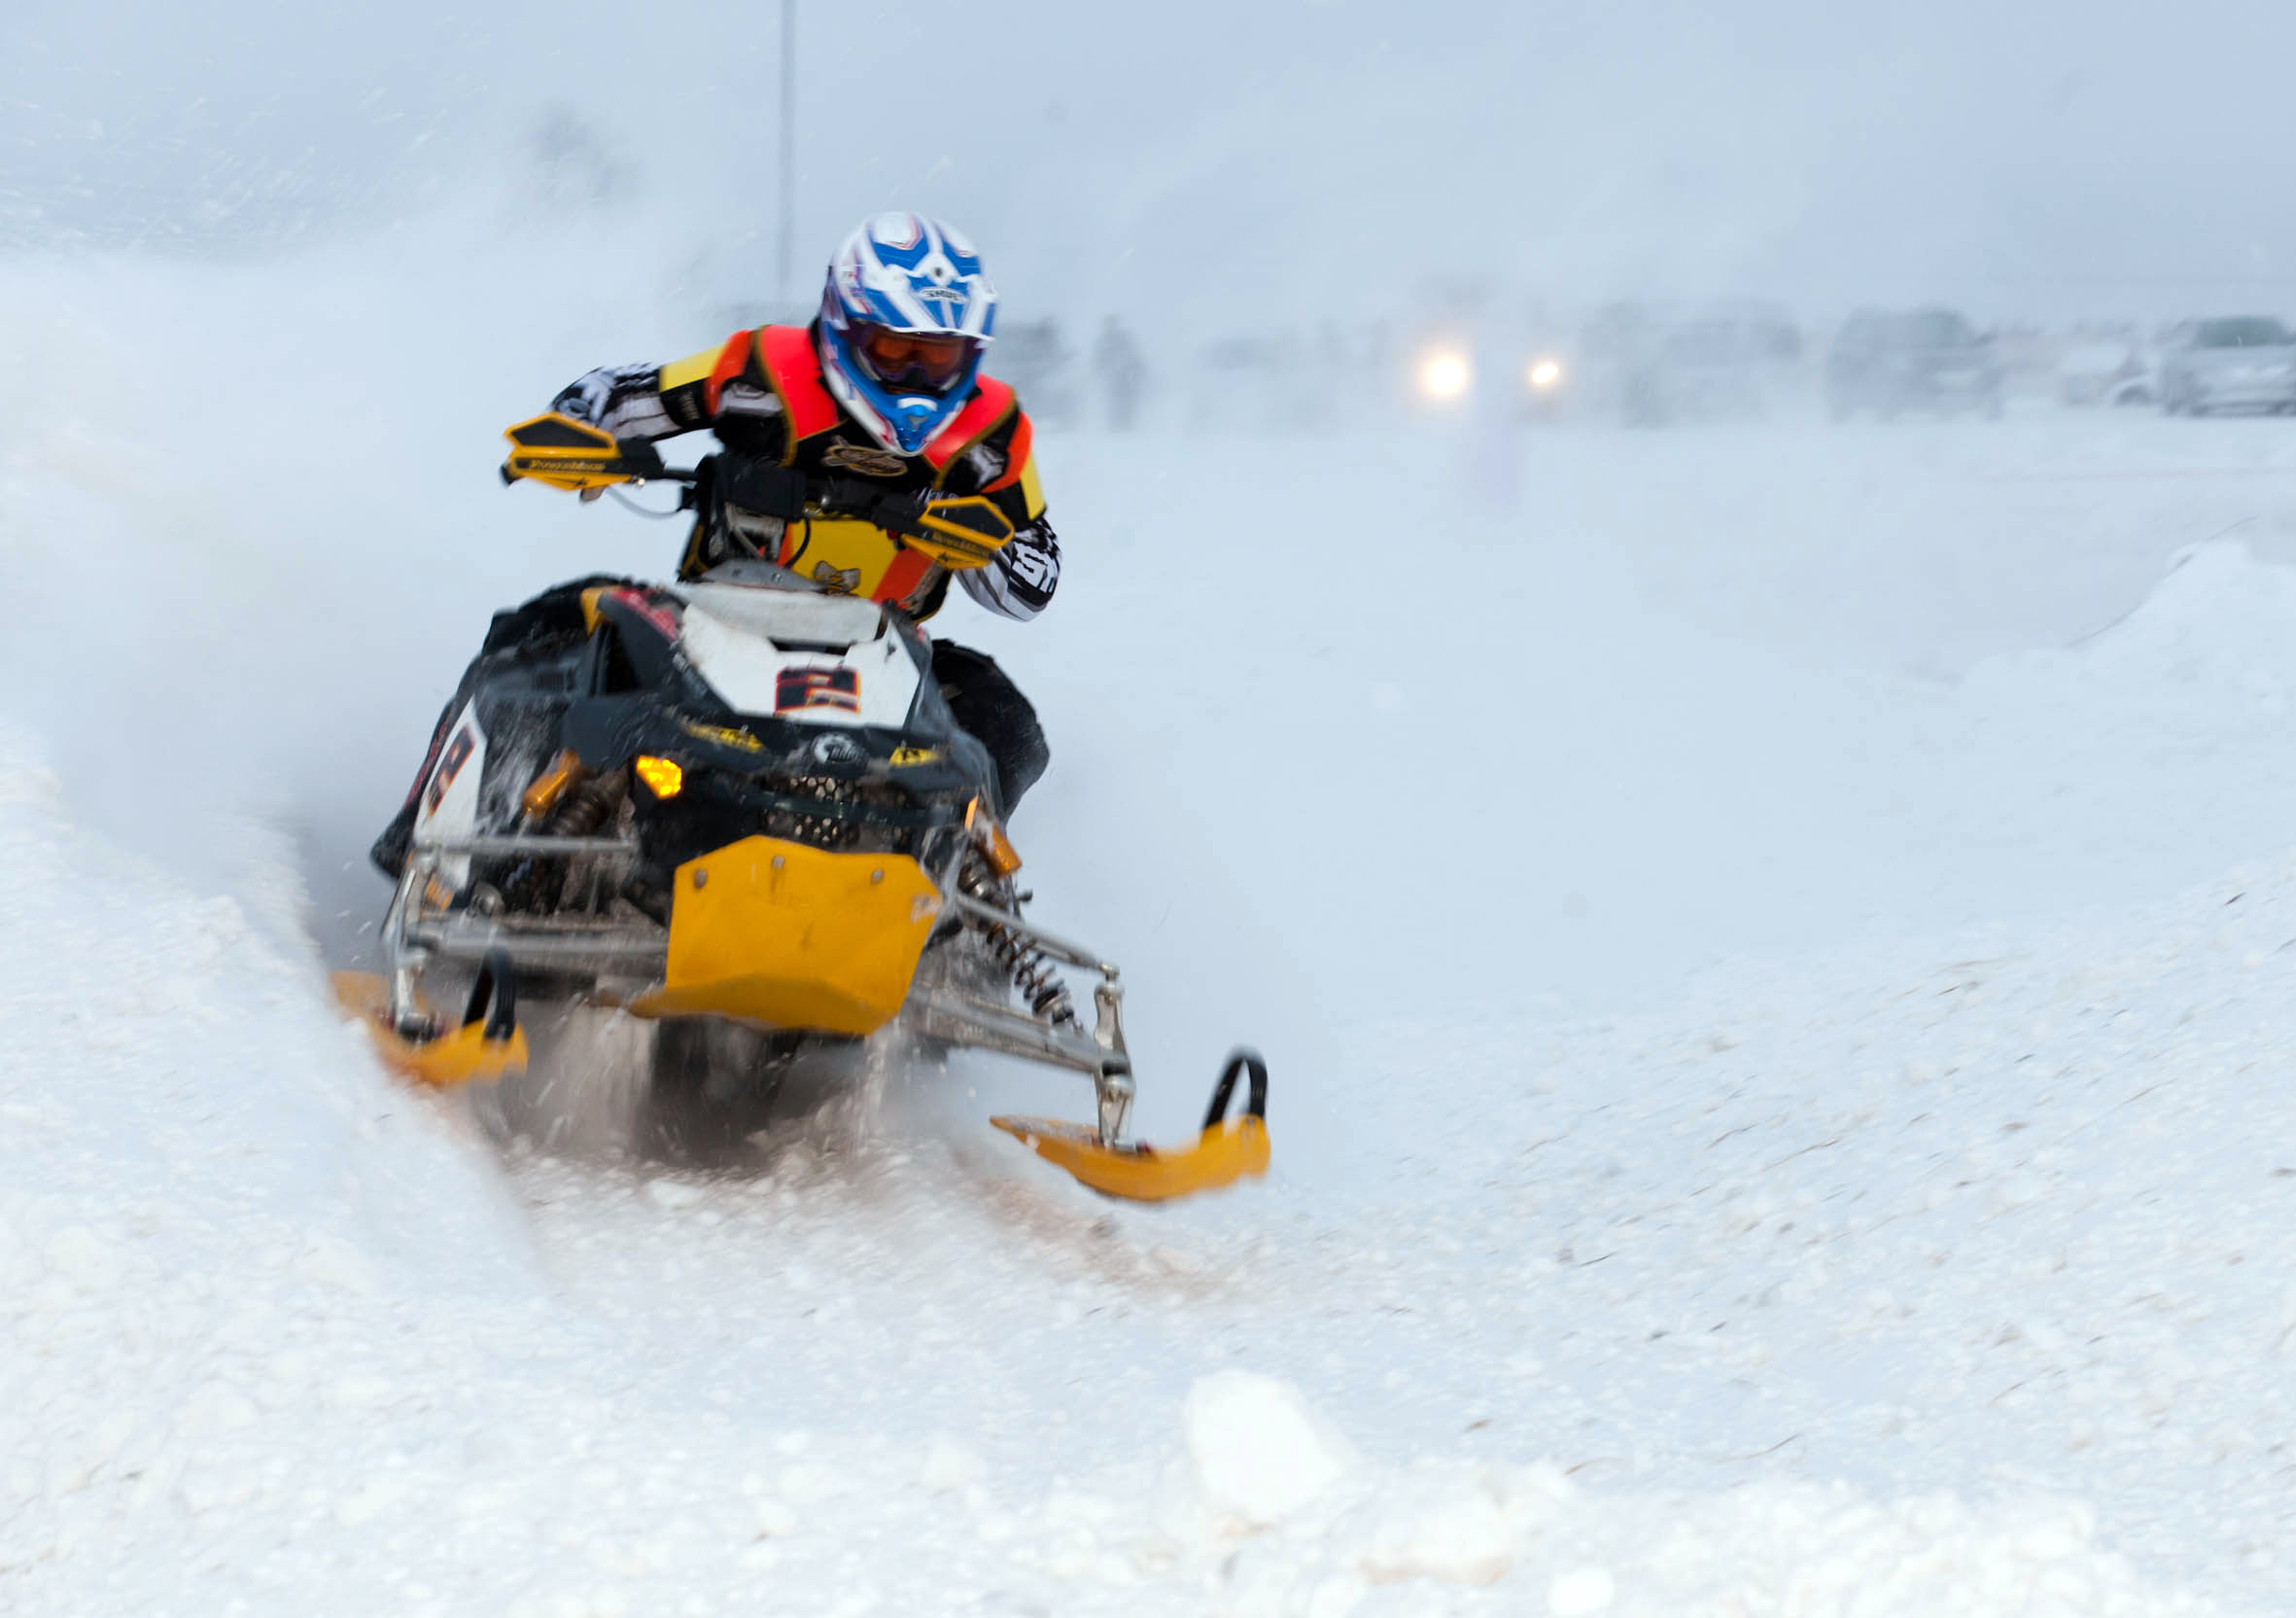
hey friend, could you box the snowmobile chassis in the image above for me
[355,828,1270,1202]
[379,827,1137,1134]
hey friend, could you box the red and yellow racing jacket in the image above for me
[552,324,1058,621]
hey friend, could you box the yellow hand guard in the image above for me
[501,412,662,492]
[903,495,1015,572]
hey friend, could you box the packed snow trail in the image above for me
[5,234,2296,1610]
[0,716,2243,1613]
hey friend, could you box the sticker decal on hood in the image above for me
[777,666,861,715]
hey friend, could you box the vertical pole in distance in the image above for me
[779,0,797,306]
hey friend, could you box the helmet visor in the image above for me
[853,324,978,394]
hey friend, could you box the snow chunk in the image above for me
[1548,1565,1618,1614]
[334,1469,418,1527]
[643,1178,708,1212]
[1358,1466,1518,1586]
[920,1437,984,1495]
[1184,1370,1357,1525]
[41,1226,120,1292]
[292,1232,383,1295]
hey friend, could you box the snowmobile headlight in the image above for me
[1527,358,1564,392]
[1415,346,1473,403]
[635,756,684,798]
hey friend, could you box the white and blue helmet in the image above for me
[818,212,998,455]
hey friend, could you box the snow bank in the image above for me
[0,722,535,1599]
[0,697,2223,1615]
[1138,1375,2209,1616]
[1969,537,2296,743]
[1317,707,2296,1607]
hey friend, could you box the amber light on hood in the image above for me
[635,756,684,798]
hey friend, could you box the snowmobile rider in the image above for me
[547,212,1055,813]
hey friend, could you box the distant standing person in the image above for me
[1094,316,1147,431]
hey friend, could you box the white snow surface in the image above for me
[5,234,2296,1611]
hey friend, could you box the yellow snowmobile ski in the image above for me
[333,951,527,1088]
[993,1051,1270,1203]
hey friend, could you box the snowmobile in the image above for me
[334,413,1269,1202]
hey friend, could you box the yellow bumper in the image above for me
[630,835,942,1036]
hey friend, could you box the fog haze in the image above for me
[12,0,2296,327]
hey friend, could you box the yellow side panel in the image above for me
[779,517,909,596]
[657,342,727,393]
[1017,455,1046,520]
[631,837,941,1036]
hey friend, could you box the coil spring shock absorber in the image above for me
[546,768,625,836]
[543,768,628,914]
[960,854,1076,1025]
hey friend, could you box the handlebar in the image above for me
[498,411,1015,567]
[496,459,698,488]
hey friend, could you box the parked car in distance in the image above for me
[2059,338,2154,407]
[1826,307,2002,420]
[1575,301,1803,426]
[2157,317,2296,415]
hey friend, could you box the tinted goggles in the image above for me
[854,325,978,392]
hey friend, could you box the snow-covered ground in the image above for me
[6,236,2296,1613]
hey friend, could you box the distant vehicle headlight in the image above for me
[1527,358,1565,393]
[1416,347,1473,403]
